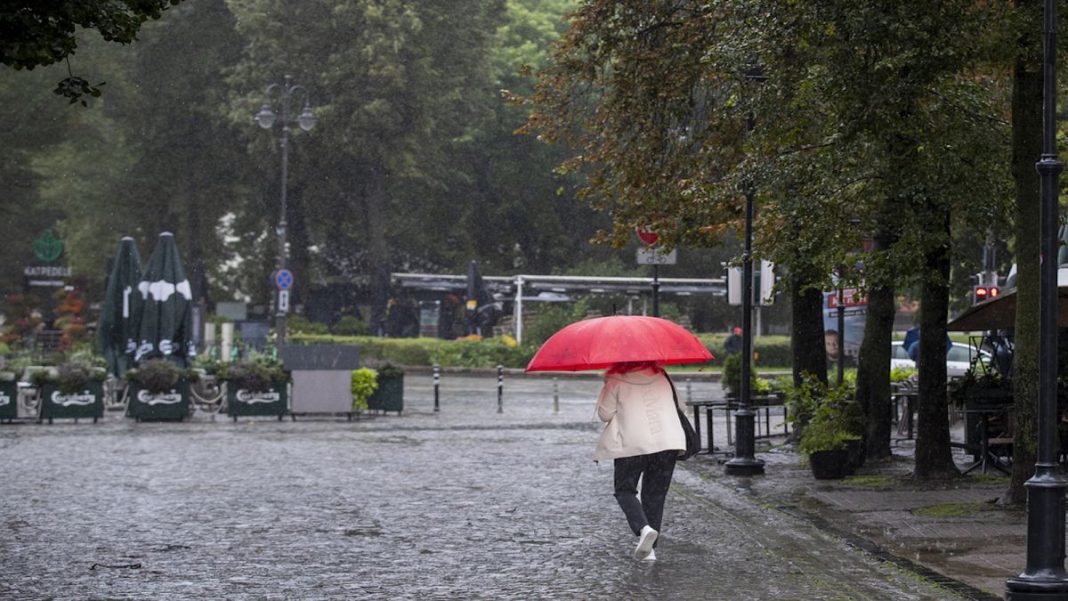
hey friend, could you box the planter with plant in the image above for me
[351,368,378,414]
[220,357,289,420]
[0,369,16,422]
[798,383,865,479]
[36,357,107,423]
[367,364,405,414]
[125,359,194,421]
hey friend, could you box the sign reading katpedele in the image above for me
[23,229,72,288]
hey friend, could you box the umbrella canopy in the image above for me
[97,237,143,376]
[947,286,1068,331]
[525,315,713,372]
[135,232,195,366]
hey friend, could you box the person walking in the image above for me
[594,361,686,561]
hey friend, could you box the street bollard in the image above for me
[497,365,504,414]
[433,364,440,412]
[686,378,692,404]
[553,377,560,414]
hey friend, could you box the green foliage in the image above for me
[25,350,107,393]
[351,368,378,412]
[126,359,188,394]
[288,315,330,336]
[429,337,535,368]
[288,334,537,369]
[798,380,865,454]
[948,369,1010,406]
[523,299,589,348]
[332,316,369,336]
[376,363,405,378]
[890,367,917,383]
[219,356,288,392]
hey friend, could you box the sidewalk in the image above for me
[686,436,1021,601]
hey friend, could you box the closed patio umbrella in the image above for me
[135,232,195,366]
[97,237,142,376]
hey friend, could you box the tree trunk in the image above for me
[855,229,896,461]
[914,209,959,480]
[364,162,392,335]
[790,271,828,387]
[1005,3,1042,503]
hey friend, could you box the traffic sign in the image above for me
[278,290,290,312]
[637,247,677,265]
[636,228,660,246]
[274,269,294,290]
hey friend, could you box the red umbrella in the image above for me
[525,315,713,372]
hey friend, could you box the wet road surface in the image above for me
[0,374,969,600]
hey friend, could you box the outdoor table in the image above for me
[892,389,918,441]
[960,404,1012,475]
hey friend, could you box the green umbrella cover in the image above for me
[97,237,142,377]
[135,232,195,366]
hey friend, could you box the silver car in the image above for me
[890,342,992,379]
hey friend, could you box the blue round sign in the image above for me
[274,269,294,290]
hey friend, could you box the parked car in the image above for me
[890,342,992,379]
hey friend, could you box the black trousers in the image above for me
[613,450,677,543]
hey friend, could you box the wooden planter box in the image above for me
[38,381,105,423]
[126,380,190,421]
[368,373,404,414]
[225,381,288,420]
[808,449,854,480]
[0,381,17,422]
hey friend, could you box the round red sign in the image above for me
[636,228,659,246]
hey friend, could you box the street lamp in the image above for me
[725,100,766,477]
[255,74,317,345]
[1005,1,1068,599]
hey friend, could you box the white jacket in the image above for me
[594,367,686,461]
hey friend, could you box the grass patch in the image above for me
[968,474,1008,485]
[911,501,986,518]
[841,474,898,489]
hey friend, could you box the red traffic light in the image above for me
[973,286,1000,303]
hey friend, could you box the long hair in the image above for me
[606,361,658,375]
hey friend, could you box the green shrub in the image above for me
[332,315,369,336]
[797,381,864,454]
[288,315,330,335]
[351,368,378,411]
[126,359,192,393]
[523,299,589,347]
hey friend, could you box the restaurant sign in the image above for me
[24,230,72,288]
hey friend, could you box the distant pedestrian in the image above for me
[724,326,743,355]
[595,361,687,561]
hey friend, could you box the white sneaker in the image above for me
[634,526,658,560]
[642,549,657,561]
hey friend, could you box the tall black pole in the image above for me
[1006,1,1068,598]
[837,268,846,385]
[725,112,765,477]
[652,264,660,317]
[276,86,290,344]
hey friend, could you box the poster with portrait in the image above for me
[823,289,868,366]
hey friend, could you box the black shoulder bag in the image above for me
[665,372,701,460]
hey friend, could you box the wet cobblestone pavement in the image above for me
[1,374,972,600]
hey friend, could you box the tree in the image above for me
[527,1,1011,477]
[0,0,184,104]
[1005,0,1043,504]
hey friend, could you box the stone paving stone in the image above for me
[0,374,971,600]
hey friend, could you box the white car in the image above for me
[890,342,992,379]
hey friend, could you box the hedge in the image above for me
[289,333,792,370]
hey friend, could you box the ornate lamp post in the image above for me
[255,75,317,344]
[724,103,765,477]
[1005,2,1068,599]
